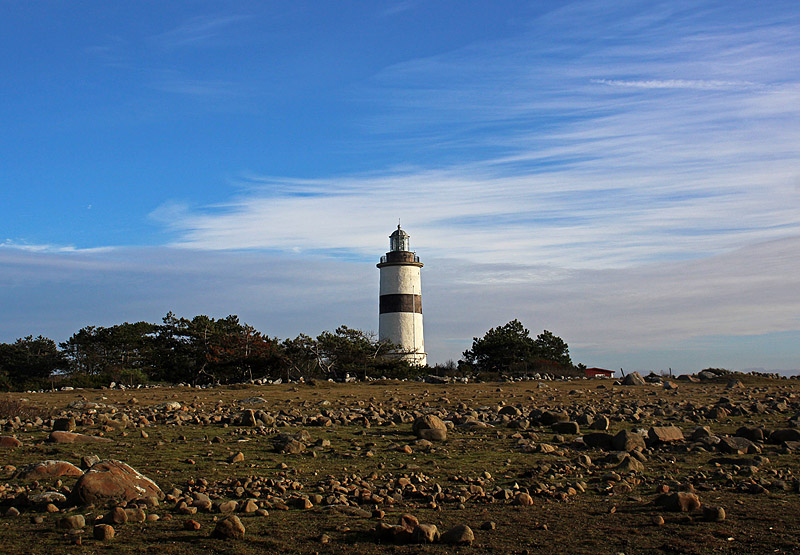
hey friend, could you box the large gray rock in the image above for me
[412,415,447,441]
[648,426,685,443]
[613,430,646,452]
[441,524,474,546]
[718,436,759,455]
[622,372,646,386]
[583,432,613,450]
[769,429,800,444]
[212,515,245,539]
[70,460,164,506]
[15,460,83,480]
[552,421,580,435]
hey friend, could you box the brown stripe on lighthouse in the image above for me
[380,294,422,314]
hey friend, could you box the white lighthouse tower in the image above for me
[377,224,426,366]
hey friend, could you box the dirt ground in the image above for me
[1,376,799,554]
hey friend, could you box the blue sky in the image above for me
[2,1,800,373]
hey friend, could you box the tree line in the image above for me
[0,314,576,390]
[0,312,417,390]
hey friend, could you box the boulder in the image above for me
[273,432,310,454]
[583,432,614,450]
[212,515,245,539]
[441,524,474,546]
[15,460,83,480]
[0,436,22,448]
[412,415,447,441]
[718,436,759,455]
[735,426,765,442]
[237,409,258,426]
[648,426,685,443]
[590,415,611,430]
[552,421,580,435]
[613,430,646,452]
[539,410,569,425]
[48,431,112,444]
[615,454,644,473]
[622,372,646,386]
[656,492,701,512]
[52,417,76,432]
[70,460,164,506]
[769,429,800,444]
[413,523,440,544]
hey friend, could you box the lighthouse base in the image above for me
[384,350,428,367]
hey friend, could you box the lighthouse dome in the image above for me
[389,224,411,252]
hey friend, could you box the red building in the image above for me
[584,367,614,378]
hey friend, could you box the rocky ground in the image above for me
[1,374,800,554]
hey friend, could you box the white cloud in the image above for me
[2,237,798,373]
[152,2,800,271]
[0,240,113,255]
[590,78,759,90]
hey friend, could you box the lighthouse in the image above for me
[377,224,426,366]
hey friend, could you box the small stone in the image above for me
[702,506,726,522]
[242,499,259,513]
[81,455,101,469]
[289,497,313,510]
[514,492,534,506]
[217,500,238,513]
[93,524,115,540]
[105,507,128,524]
[58,514,86,530]
[184,519,201,531]
[652,515,665,526]
[228,452,244,464]
[5,507,20,517]
[480,520,497,530]
[125,507,146,523]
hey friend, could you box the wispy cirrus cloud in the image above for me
[149,14,250,49]
[590,78,760,90]
[155,1,800,270]
[0,239,113,255]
